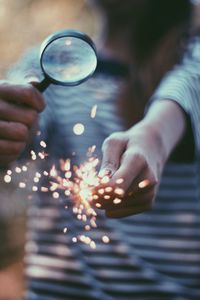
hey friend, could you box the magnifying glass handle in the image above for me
[36,78,51,92]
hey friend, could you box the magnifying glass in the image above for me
[36,29,98,92]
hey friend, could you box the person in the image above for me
[0,0,200,299]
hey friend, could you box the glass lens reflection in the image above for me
[42,37,97,84]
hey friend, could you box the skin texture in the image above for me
[94,100,186,218]
[0,82,45,166]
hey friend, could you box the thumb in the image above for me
[99,132,127,178]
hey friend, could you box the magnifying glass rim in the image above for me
[40,29,97,86]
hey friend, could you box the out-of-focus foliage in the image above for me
[0,0,95,77]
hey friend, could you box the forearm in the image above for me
[142,100,186,161]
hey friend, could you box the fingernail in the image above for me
[98,168,113,178]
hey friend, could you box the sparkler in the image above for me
[2,137,115,249]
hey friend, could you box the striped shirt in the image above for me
[9,38,200,300]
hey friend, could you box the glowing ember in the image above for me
[90,241,96,249]
[19,182,26,188]
[85,225,91,231]
[31,150,37,160]
[116,178,124,184]
[90,105,97,118]
[52,192,59,199]
[102,235,110,243]
[105,187,113,193]
[138,179,150,189]
[50,165,57,177]
[4,175,11,183]
[113,198,122,204]
[32,186,38,192]
[22,166,28,172]
[73,123,85,135]
[15,167,22,173]
[41,186,48,192]
[114,187,124,196]
[100,175,110,184]
[40,140,47,148]
[4,141,112,249]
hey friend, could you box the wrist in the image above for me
[143,100,186,160]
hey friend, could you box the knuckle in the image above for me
[24,110,37,126]
[102,132,123,149]
[22,85,34,100]
[124,150,146,165]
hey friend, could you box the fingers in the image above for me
[95,185,156,210]
[0,120,28,141]
[0,100,38,128]
[99,132,127,177]
[106,203,152,218]
[95,139,159,217]
[0,140,26,156]
[0,82,45,112]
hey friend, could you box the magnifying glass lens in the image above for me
[41,36,97,85]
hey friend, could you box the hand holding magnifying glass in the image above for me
[0,29,97,166]
[37,29,98,92]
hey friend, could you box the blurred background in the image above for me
[1,1,200,299]
[0,1,95,299]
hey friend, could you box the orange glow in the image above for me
[138,179,150,189]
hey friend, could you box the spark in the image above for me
[22,166,28,172]
[105,186,113,193]
[4,175,11,183]
[102,235,110,244]
[15,167,22,173]
[73,123,85,135]
[40,140,47,148]
[32,186,38,192]
[100,175,110,184]
[138,179,150,189]
[63,227,68,233]
[41,186,48,192]
[19,182,26,188]
[114,187,124,196]
[31,150,37,161]
[52,192,59,199]
[113,198,122,204]
[90,105,97,118]
[116,178,124,184]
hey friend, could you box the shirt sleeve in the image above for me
[148,36,200,159]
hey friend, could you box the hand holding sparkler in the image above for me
[0,81,45,166]
[95,100,186,218]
